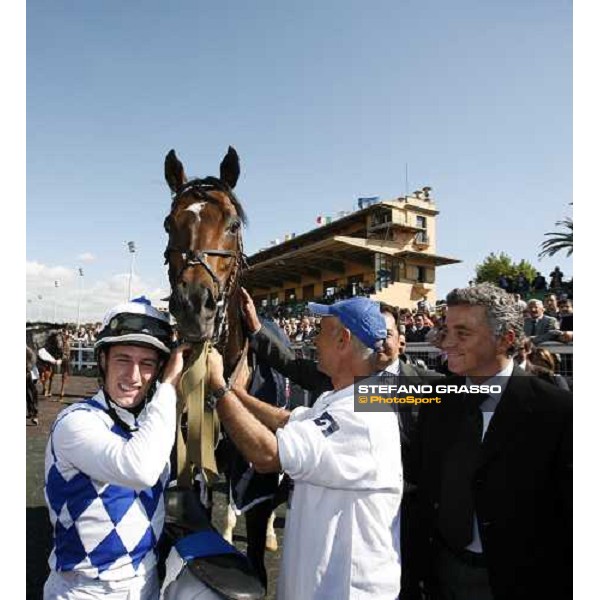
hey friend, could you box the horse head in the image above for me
[164,147,246,344]
[46,331,64,360]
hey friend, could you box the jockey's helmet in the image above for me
[95,300,173,358]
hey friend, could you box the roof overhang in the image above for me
[243,236,461,289]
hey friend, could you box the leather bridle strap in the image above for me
[167,248,237,295]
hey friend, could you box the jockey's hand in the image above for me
[207,348,227,391]
[56,359,63,366]
[239,287,261,334]
[162,343,192,387]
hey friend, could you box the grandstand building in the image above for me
[242,188,460,309]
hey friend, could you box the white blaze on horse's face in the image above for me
[184,202,207,220]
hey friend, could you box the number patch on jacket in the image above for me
[312,411,339,437]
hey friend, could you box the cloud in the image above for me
[26,261,169,323]
[77,252,96,263]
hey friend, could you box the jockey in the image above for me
[43,299,189,600]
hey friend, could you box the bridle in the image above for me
[164,177,248,348]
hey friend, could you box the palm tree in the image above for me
[538,217,573,258]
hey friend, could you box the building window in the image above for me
[416,215,427,229]
[417,266,426,283]
[375,254,405,290]
[302,284,315,300]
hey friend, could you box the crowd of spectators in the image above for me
[497,266,571,297]
[257,280,574,392]
[259,267,573,349]
[261,288,573,348]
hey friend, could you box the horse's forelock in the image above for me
[173,177,247,225]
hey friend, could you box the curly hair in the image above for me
[446,283,524,356]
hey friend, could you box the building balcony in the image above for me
[413,231,430,248]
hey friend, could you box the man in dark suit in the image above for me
[410,283,572,600]
[523,298,560,343]
[406,313,432,343]
[558,298,573,333]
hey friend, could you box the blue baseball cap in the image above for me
[308,297,386,350]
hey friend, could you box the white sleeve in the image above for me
[52,383,177,491]
[276,405,379,490]
[38,348,58,364]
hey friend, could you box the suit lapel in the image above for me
[476,366,534,472]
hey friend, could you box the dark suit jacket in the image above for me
[410,366,572,600]
[523,315,560,343]
[560,314,573,332]
[249,326,332,396]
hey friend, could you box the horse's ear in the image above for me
[219,146,240,189]
[165,149,187,193]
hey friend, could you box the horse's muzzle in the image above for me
[169,282,217,342]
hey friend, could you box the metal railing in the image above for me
[69,341,97,372]
[69,339,573,383]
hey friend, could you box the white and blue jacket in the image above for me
[44,384,176,581]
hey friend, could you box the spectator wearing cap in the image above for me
[207,296,402,600]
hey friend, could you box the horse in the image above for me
[162,147,270,598]
[36,330,66,398]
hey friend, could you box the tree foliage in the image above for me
[475,252,538,285]
[538,217,573,259]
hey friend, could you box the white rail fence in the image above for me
[70,340,574,380]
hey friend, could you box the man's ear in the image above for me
[338,327,352,348]
[99,350,107,371]
[498,330,516,355]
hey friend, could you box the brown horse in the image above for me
[163,149,282,592]
[162,148,269,597]
[37,330,65,398]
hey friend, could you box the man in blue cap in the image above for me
[207,297,402,600]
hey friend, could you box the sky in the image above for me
[26,0,573,323]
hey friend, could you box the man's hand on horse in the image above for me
[207,348,227,391]
[230,357,251,394]
[240,287,261,334]
[162,343,192,387]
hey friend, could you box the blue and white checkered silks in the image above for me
[44,394,170,582]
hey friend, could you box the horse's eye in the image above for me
[228,220,241,234]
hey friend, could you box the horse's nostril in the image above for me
[204,293,217,311]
